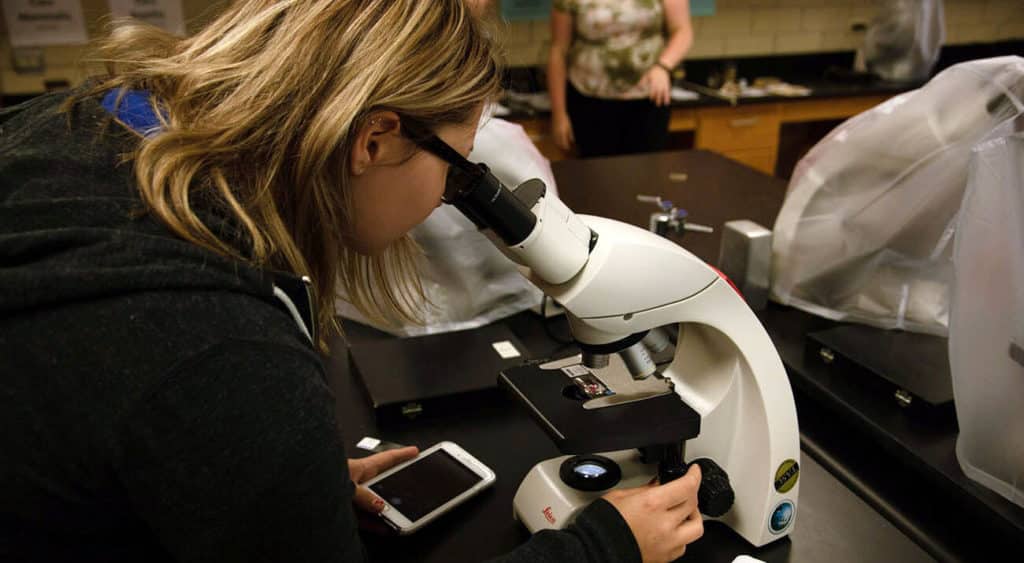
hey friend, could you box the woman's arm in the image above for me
[643,0,694,106]
[112,339,366,562]
[658,0,694,70]
[547,7,575,151]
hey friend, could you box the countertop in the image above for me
[498,41,1024,120]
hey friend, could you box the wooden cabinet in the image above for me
[668,109,697,133]
[695,104,782,175]
[780,95,889,124]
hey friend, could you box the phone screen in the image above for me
[369,449,485,521]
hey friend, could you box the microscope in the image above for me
[447,163,801,547]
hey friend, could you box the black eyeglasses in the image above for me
[399,116,544,246]
[400,117,484,204]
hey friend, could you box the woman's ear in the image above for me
[349,110,402,175]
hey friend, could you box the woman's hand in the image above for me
[602,463,704,563]
[642,65,673,107]
[551,110,575,152]
[348,446,419,513]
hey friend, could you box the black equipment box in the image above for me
[349,323,530,423]
[806,323,955,419]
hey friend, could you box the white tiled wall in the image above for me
[1,1,1021,95]
[497,0,1024,66]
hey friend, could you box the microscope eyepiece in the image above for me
[400,118,539,246]
[448,163,538,246]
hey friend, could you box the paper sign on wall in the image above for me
[501,0,551,21]
[108,0,185,36]
[690,0,716,17]
[1,0,88,47]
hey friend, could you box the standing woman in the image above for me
[548,0,694,157]
[0,1,703,562]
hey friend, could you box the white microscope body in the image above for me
[451,174,801,547]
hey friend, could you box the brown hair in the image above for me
[69,0,502,349]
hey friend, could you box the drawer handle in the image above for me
[729,117,760,128]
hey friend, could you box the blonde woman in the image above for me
[0,1,701,562]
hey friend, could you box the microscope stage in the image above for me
[499,360,701,454]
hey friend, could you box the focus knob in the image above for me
[690,457,734,518]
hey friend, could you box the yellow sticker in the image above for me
[774,459,799,493]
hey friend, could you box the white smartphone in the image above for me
[363,441,496,535]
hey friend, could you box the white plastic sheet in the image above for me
[336,113,556,336]
[862,0,944,83]
[771,57,1024,335]
[949,123,1024,508]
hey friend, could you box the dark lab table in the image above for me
[328,150,941,562]
[549,149,786,261]
[332,314,931,563]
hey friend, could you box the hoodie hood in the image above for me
[0,87,275,318]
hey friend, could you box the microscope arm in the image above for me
[447,168,718,349]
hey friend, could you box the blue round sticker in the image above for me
[769,500,794,534]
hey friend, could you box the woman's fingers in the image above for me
[657,82,671,106]
[348,447,419,513]
[557,130,570,151]
[651,84,669,106]
[352,485,386,514]
[663,504,705,560]
[650,462,702,510]
[558,127,573,151]
[677,509,705,543]
[351,446,419,481]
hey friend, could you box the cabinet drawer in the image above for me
[721,147,777,176]
[781,95,890,123]
[696,105,781,152]
[669,108,697,132]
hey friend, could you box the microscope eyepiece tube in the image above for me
[448,164,536,246]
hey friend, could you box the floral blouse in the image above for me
[554,0,666,100]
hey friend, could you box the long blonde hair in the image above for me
[69,0,501,349]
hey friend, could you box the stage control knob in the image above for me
[660,457,735,518]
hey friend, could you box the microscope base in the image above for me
[513,449,655,532]
[514,449,794,548]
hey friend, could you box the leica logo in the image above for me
[542,506,556,525]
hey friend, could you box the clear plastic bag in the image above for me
[861,0,944,83]
[335,114,556,337]
[949,122,1024,508]
[771,56,1024,335]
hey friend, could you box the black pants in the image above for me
[566,82,671,158]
